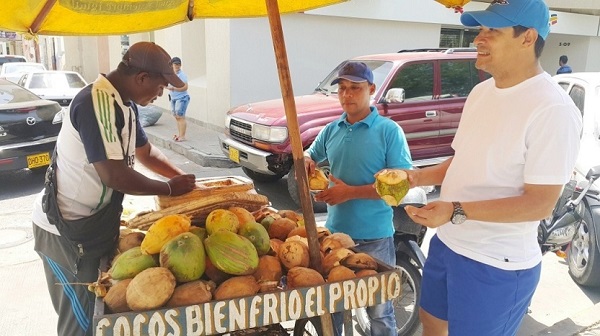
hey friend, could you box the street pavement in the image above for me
[1,109,599,335]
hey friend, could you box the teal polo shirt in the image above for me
[307,107,412,239]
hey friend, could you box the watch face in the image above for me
[452,213,467,225]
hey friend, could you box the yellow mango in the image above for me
[140,214,191,255]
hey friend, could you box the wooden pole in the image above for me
[264,0,334,335]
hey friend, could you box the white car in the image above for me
[553,72,600,287]
[0,62,46,83]
[17,70,88,111]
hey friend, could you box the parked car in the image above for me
[0,79,63,173]
[219,48,489,207]
[553,72,600,287]
[17,70,88,111]
[0,55,26,66]
[0,62,47,83]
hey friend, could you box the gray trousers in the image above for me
[33,223,101,336]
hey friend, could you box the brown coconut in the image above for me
[268,217,297,241]
[355,269,378,277]
[322,248,355,274]
[327,265,356,282]
[126,267,176,311]
[165,280,212,307]
[287,267,325,289]
[214,275,260,300]
[342,253,378,270]
[203,257,231,285]
[278,209,303,223]
[253,255,283,283]
[320,233,355,253]
[104,279,132,313]
[118,231,145,253]
[278,240,310,269]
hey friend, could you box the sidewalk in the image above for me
[142,111,237,169]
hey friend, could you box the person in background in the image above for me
[167,56,190,142]
[557,55,573,74]
[304,61,413,336]
[31,41,196,336]
[401,1,582,335]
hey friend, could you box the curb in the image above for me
[145,132,239,169]
[533,301,600,335]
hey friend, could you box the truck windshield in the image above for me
[315,60,393,96]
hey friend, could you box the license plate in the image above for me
[27,152,51,169]
[229,147,240,163]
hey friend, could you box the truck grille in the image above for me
[229,119,253,144]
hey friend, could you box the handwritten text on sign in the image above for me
[94,271,401,336]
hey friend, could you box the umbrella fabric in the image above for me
[1,0,344,36]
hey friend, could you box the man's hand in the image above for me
[405,201,453,228]
[167,174,196,196]
[313,174,351,205]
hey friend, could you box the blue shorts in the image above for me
[170,95,190,117]
[420,235,541,336]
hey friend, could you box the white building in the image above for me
[59,0,600,130]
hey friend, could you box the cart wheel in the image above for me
[293,317,323,336]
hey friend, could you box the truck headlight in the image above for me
[225,115,231,128]
[252,124,288,143]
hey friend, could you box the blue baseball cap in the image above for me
[460,0,550,40]
[331,62,373,85]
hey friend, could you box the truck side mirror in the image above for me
[384,88,405,103]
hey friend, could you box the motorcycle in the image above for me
[538,165,600,287]
[565,166,600,287]
[294,187,428,336]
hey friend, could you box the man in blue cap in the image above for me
[304,61,412,336]
[401,1,582,335]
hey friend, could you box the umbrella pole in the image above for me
[265,0,334,335]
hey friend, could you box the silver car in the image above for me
[17,70,88,111]
[0,62,46,83]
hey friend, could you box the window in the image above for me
[440,60,481,98]
[440,28,479,48]
[386,63,434,102]
[568,85,585,116]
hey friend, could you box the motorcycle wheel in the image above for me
[567,201,600,287]
[293,317,323,336]
[355,258,422,336]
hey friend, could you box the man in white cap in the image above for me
[32,41,196,336]
[401,1,582,335]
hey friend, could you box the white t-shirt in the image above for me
[32,75,146,235]
[437,72,582,270]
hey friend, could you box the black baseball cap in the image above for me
[122,42,184,88]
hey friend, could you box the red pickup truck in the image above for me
[219,48,489,208]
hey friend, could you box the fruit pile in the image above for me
[100,206,381,314]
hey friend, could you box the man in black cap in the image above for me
[31,41,196,336]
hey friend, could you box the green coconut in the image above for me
[375,169,410,206]
[160,232,206,282]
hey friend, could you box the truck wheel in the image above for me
[241,167,285,183]
[567,201,600,287]
[287,163,329,213]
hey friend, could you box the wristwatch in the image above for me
[451,201,467,225]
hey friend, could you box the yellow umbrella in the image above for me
[1,0,345,334]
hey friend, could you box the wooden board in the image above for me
[156,176,255,209]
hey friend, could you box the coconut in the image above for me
[165,280,212,307]
[287,267,325,288]
[126,267,176,311]
[322,248,355,274]
[342,253,378,271]
[309,169,329,191]
[320,233,355,253]
[355,269,378,277]
[268,239,284,258]
[205,209,240,235]
[268,217,297,241]
[327,265,356,282]
[278,209,303,223]
[214,275,260,300]
[278,240,310,269]
[104,279,132,313]
[203,257,231,285]
[374,169,410,206]
[229,207,256,227]
[253,255,283,283]
[118,231,145,253]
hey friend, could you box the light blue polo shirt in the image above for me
[169,70,189,100]
[307,106,412,239]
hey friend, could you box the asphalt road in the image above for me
[1,146,599,335]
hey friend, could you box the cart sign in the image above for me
[94,270,401,336]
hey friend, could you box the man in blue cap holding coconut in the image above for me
[401,0,582,335]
